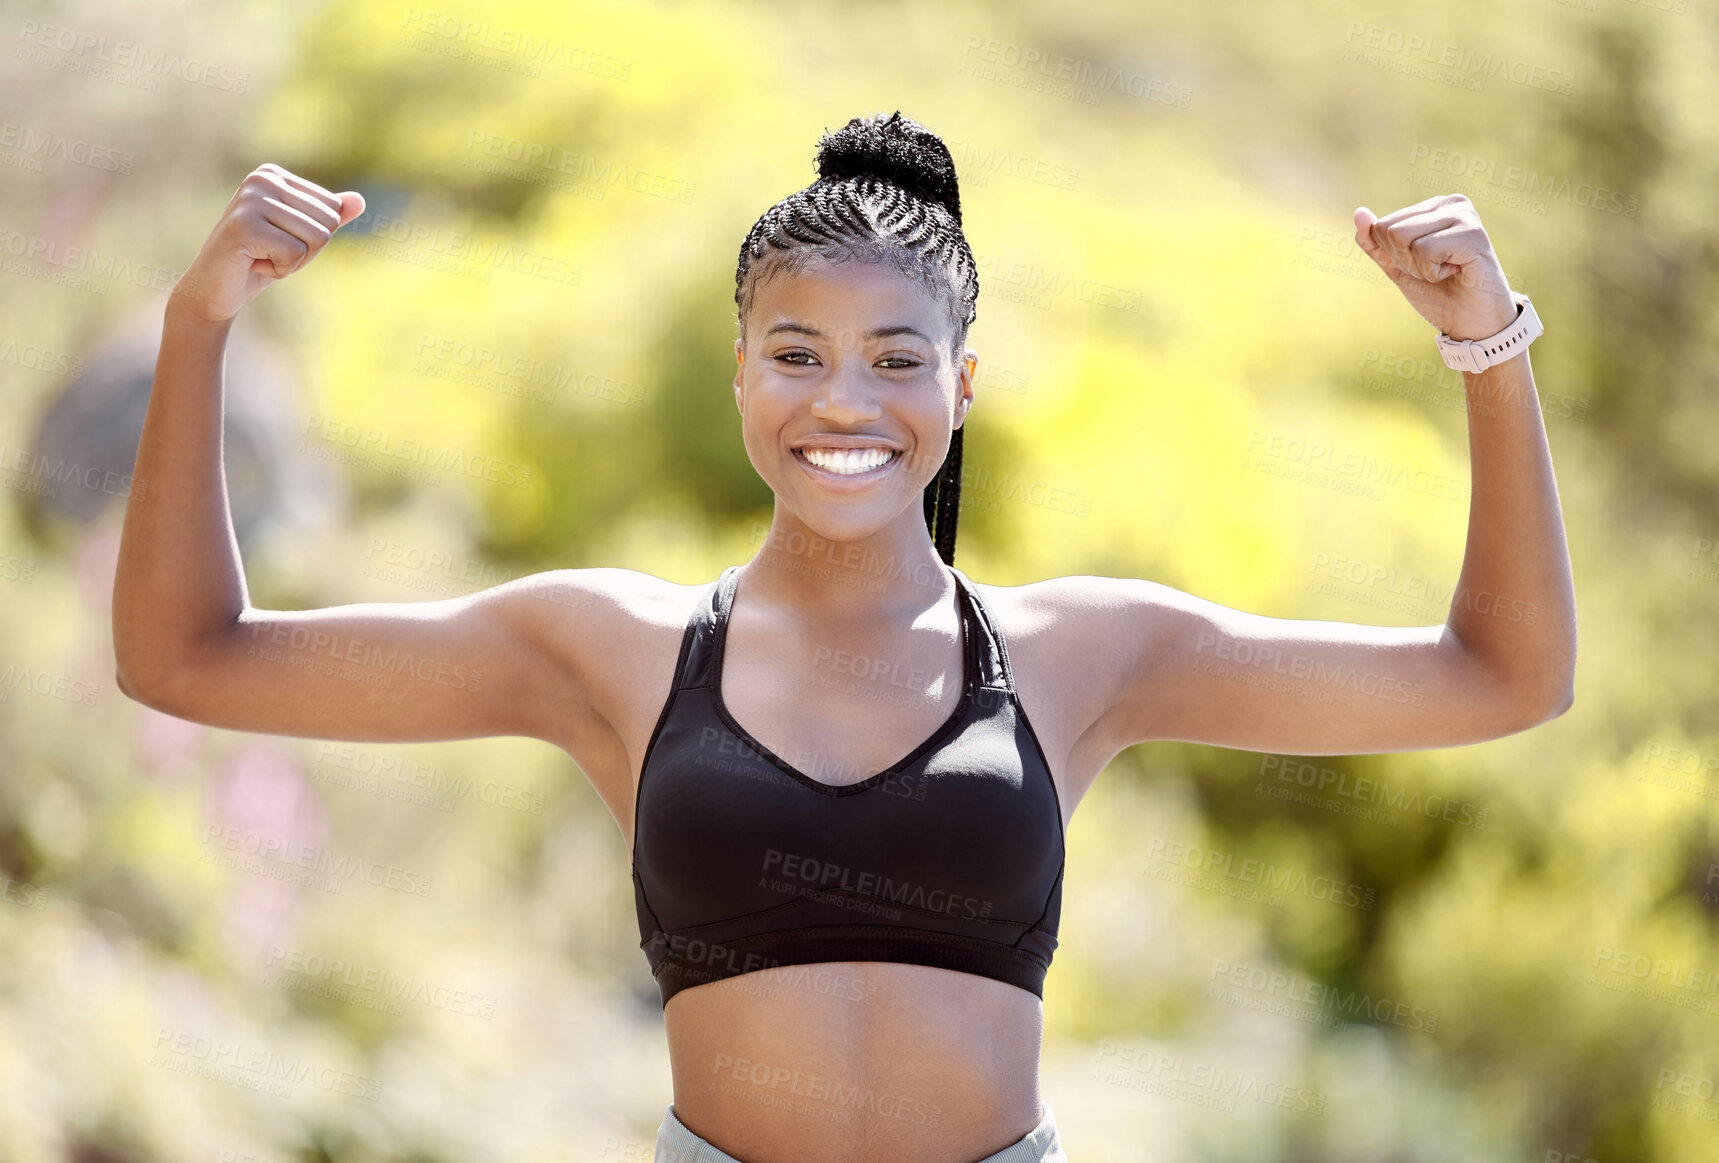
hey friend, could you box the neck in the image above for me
[743,504,953,619]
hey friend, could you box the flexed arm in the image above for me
[1061,194,1575,764]
[1351,193,1576,714]
[111,164,626,751]
[114,164,365,695]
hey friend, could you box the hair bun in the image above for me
[815,111,963,226]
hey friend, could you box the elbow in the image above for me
[115,661,164,711]
[1510,676,1575,730]
[114,652,191,715]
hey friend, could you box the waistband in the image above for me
[653,1100,1067,1162]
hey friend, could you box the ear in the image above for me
[733,338,745,414]
[954,349,977,429]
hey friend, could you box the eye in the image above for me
[774,350,819,366]
[877,355,923,370]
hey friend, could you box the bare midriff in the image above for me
[663,960,1045,1163]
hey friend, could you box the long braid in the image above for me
[933,426,963,565]
[736,111,978,564]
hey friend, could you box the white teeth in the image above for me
[800,447,896,475]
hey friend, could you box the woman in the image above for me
[114,111,1577,1163]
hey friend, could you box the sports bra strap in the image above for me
[667,563,1013,694]
[665,567,727,693]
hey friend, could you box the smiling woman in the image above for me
[116,100,1574,1163]
[736,110,979,565]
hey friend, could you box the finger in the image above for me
[1403,223,1485,282]
[1353,206,1387,264]
[336,191,365,227]
[257,163,343,217]
[1370,192,1469,232]
[1376,211,1465,280]
[243,218,309,282]
[255,171,343,233]
[256,197,332,277]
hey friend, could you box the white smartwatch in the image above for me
[1434,292,1543,373]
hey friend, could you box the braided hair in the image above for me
[734,111,979,566]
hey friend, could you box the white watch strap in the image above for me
[1435,293,1543,373]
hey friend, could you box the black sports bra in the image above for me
[630,563,1067,1008]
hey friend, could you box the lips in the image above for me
[788,442,905,493]
[799,443,898,469]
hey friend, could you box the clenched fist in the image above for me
[1354,194,1518,343]
[171,163,365,325]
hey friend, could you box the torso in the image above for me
[538,564,1134,1163]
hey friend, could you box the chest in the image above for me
[634,683,1064,933]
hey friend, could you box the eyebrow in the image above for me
[762,322,935,344]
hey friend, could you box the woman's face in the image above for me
[735,256,976,546]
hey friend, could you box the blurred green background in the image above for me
[4,0,1718,1159]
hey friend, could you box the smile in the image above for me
[793,446,902,481]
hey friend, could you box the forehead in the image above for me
[748,254,954,343]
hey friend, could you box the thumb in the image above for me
[1352,206,1394,275]
[1352,206,1383,259]
[335,191,366,227]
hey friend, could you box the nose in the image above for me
[810,362,883,423]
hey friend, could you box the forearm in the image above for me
[1445,349,1577,712]
[113,293,250,689]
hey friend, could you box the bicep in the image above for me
[1095,579,1550,757]
[126,570,605,747]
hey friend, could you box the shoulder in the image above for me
[489,566,720,709]
[965,571,1171,653]
[962,570,1177,703]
